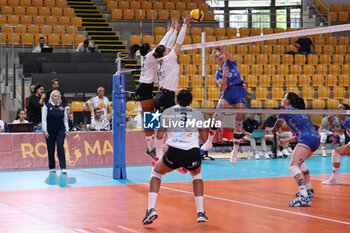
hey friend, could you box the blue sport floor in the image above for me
[0,156,349,191]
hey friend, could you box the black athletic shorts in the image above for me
[162,146,202,171]
[154,89,175,112]
[135,83,154,101]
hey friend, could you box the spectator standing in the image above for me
[45,78,67,106]
[42,90,69,174]
[28,83,45,126]
[13,108,29,123]
[32,37,49,53]
[84,86,110,120]
[243,113,270,159]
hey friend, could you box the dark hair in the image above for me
[39,37,44,40]
[34,83,45,94]
[84,39,89,45]
[94,107,101,113]
[285,92,305,109]
[153,45,166,58]
[340,103,350,110]
[51,78,59,84]
[16,108,25,120]
[177,90,193,107]
[140,43,151,56]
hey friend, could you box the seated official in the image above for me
[75,39,94,53]
[89,108,110,131]
[32,37,49,53]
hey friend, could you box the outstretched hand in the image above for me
[183,13,193,25]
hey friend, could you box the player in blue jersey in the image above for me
[201,46,246,165]
[270,92,320,207]
[322,103,350,185]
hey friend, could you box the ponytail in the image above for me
[286,92,305,109]
[140,43,151,56]
[153,45,166,58]
[129,44,141,59]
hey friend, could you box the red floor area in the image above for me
[0,175,350,233]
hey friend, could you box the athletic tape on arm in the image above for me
[167,29,178,49]
[159,28,174,46]
[176,24,188,45]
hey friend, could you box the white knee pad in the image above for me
[320,133,328,143]
[339,134,345,143]
[191,172,203,181]
[332,150,341,163]
[289,165,302,177]
[300,163,308,173]
[151,168,163,180]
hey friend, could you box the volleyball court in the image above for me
[1,23,350,232]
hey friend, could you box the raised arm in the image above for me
[159,20,175,47]
[173,13,192,56]
[217,46,235,62]
[271,119,284,134]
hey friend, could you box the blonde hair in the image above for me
[49,90,61,103]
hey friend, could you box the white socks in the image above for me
[145,135,155,151]
[148,192,158,210]
[195,196,204,213]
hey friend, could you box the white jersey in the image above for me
[139,50,158,84]
[87,96,110,119]
[158,50,179,92]
[162,105,205,150]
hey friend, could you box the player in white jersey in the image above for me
[84,86,110,120]
[142,90,209,225]
[130,18,180,160]
[153,14,192,113]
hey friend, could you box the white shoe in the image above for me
[322,174,341,185]
[277,150,283,158]
[263,153,270,159]
[201,141,213,151]
[321,150,327,157]
[282,148,291,156]
[61,169,67,174]
[49,168,56,172]
[254,153,260,159]
[230,149,238,164]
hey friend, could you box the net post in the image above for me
[112,73,127,179]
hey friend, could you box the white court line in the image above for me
[97,227,117,233]
[159,185,350,226]
[117,225,139,233]
[74,229,91,233]
[0,202,77,233]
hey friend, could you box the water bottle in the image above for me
[4,121,7,133]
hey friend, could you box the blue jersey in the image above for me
[341,116,350,137]
[215,59,243,90]
[278,105,317,137]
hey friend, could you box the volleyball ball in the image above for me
[190,9,204,22]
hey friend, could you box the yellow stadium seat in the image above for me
[175,2,186,11]
[332,86,345,99]
[256,54,267,64]
[135,9,146,20]
[249,45,260,54]
[302,65,314,75]
[311,75,324,87]
[58,16,70,26]
[1,6,13,15]
[312,99,325,109]
[143,35,154,44]
[164,2,175,10]
[299,74,312,87]
[315,64,327,75]
[8,0,19,6]
[190,27,202,36]
[274,28,285,33]
[330,4,341,12]
[343,64,350,74]
[22,33,34,45]
[238,27,249,37]
[250,27,261,36]
[215,27,226,36]
[276,64,288,75]
[270,74,283,87]
[343,99,350,106]
[285,74,298,87]
[327,99,340,109]
[332,54,344,64]
[74,33,85,45]
[338,74,349,87]
[8,15,20,25]
[192,87,205,101]
[290,64,302,75]
[338,36,349,45]
[130,1,140,9]
[32,0,43,7]
[21,15,33,25]
[202,26,214,36]
[294,54,306,65]
[45,0,55,8]
[270,86,284,100]
[323,45,334,55]
[57,0,68,8]
[251,65,263,76]
[130,34,141,45]
[281,54,293,65]
[255,87,268,100]
[39,7,50,16]
[263,28,273,35]
[45,16,57,26]
[62,34,73,46]
[287,86,299,96]
[243,74,257,88]
[154,26,166,37]
[307,54,318,65]
[169,10,181,20]
[226,27,237,37]
[317,86,330,99]
[186,2,197,11]
[27,7,38,16]
[158,10,169,20]
[14,26,25,34]
[319,54,330,64]
[258,75,271,87]
[264,64,275,75]
[112,9,122,20]
[343,4,350,13]
[118,1,129,9]
[302,87,315,99]
[63,8,75,17]
[207,87,221,101]
[51,8,63,17]
[153,2,163,10]
[265,99,278,109]
[21,0,31,7]
[46,34,60,46]
[204,10,215,21]
[71,16,82,27]
[250,99,262,108]
[329,64,341,75]
[269,54,280,65]
[14,6,25,15]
